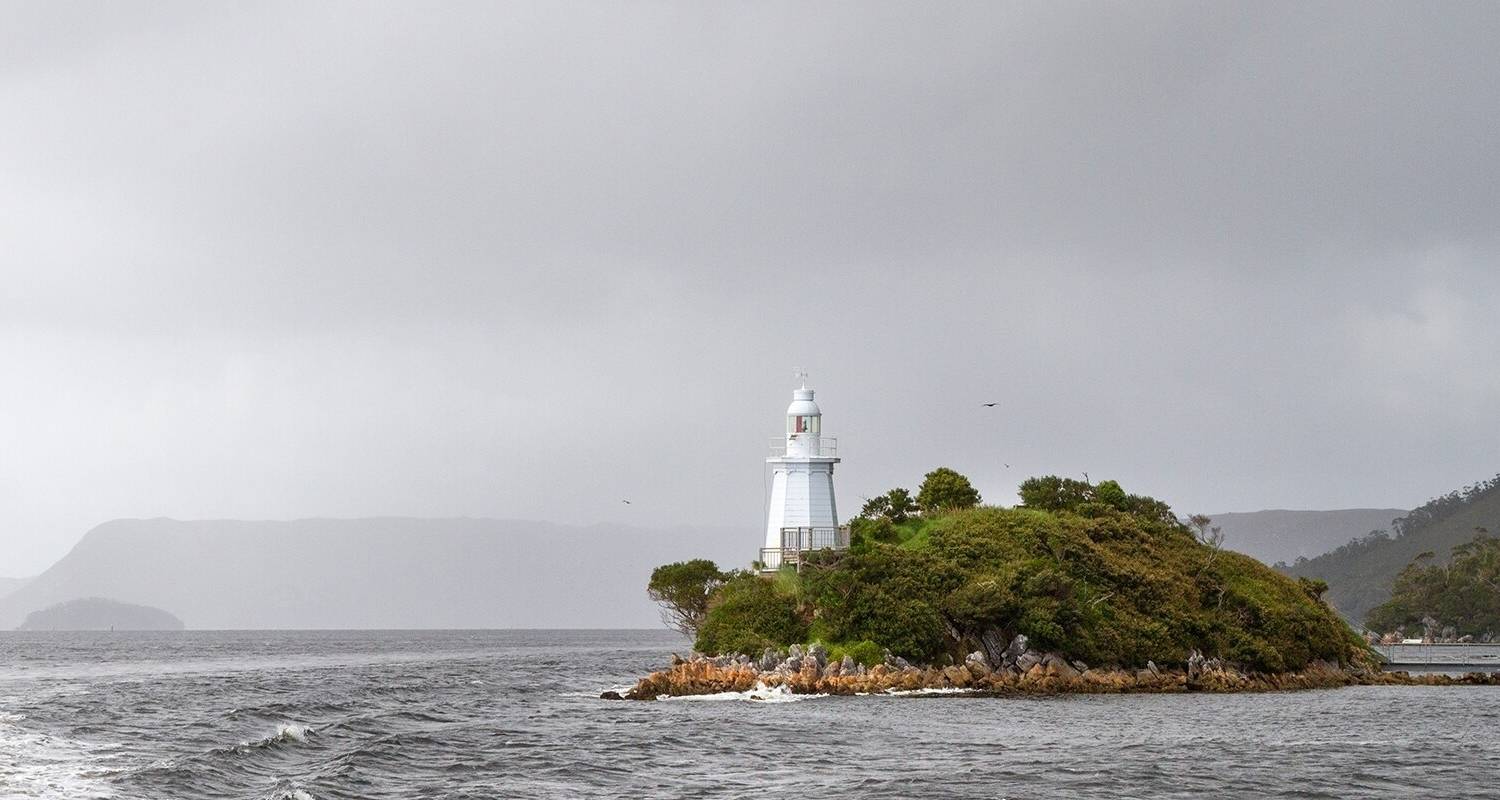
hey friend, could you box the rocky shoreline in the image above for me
[608,637,1500,700]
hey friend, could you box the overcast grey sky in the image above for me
[3,1,1498,575]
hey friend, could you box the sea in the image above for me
[0,629,1497,800]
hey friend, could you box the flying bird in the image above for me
[982,402,998,407]
[621,499,632,505]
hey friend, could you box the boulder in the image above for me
[1041,652,1081,679]
[1186,649,1206,681]
[1001,634,1029,667]
[1015,651,1042,672]
[978,627,1010,667]
[809,642,828,669]
[965,651,992,679]
[758,648,780,672]
[600,690,624,700]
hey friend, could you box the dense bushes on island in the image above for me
[651,475,1370,674]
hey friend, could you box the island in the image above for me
[17,597,185,631]
[619,474,1500,699]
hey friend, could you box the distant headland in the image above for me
[18,597,184,631]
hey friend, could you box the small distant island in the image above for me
[17,597,185,631]
[619,472,1499,699]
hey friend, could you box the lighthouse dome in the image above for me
[786,387,821,417]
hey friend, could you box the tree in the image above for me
[916,467,981,513]
[859,494,892,520]
[1095,480,1127,509]
[1186,514,1224,549]
[647,559,726,636]
[860,488,918,523]
[1366,535,1500,637]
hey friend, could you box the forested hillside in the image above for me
[1281,475,1500,624]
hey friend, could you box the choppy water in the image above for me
[1,630,1498,799]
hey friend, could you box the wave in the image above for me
[659,682,827,703]
[267,779,316,800]
[226,723,315,753]
[0,710,116,799]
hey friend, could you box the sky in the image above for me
[2,1,1498,575]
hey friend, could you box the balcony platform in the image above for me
[759,525,850,573]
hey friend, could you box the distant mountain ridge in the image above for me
[1206,509,1404,566]
[0,576,29,600]
[0,518,751,630]
[1283,475,1500,624]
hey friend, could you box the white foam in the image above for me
[882,686,977,696]
[274,723,313,743]
[0,711,116,798]
[660,681,827,703]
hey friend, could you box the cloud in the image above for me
[1,1,1498,572]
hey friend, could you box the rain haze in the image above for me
[4,1,1500,577]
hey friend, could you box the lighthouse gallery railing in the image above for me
[767,437,838,457]
[759,526,850,572]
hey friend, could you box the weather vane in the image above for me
[792,367,808,388]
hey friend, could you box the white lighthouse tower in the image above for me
[760,374,849,571]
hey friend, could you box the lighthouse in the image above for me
[760,375,849,571]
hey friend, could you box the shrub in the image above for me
[693,573,806,655]
[916,467,981,513]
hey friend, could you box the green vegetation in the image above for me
[916,467,981,513]
[647,559,727,635]
[659,472,1369,673]
[1366,535,1500,637]
[693,572,806,655]
[859,488,919,523]
[1282,474,1500,623]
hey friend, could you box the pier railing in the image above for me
[1373,642,1500,667]
[759,526,850,572]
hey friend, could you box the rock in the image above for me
[941,665,969,687]
[670,653,686,667]
[964,651,992,679]
[1146,660,1160,676]
[1015,651,1042,672]
[884,652,912,671]
[1001,634,1029,667]
[785,657,803,672]
[600,690,624,700]
[1186,649,1206,681]
[758,648,780,672]
[788,643,804,660]
[840,654,856,674]
[809,642,828,668]
[1041,652,1081,679]
[978,627,1009,667]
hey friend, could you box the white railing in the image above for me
[767,436,838,457]
[759,526,850,571]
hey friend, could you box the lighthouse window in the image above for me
[790,415,818,434]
